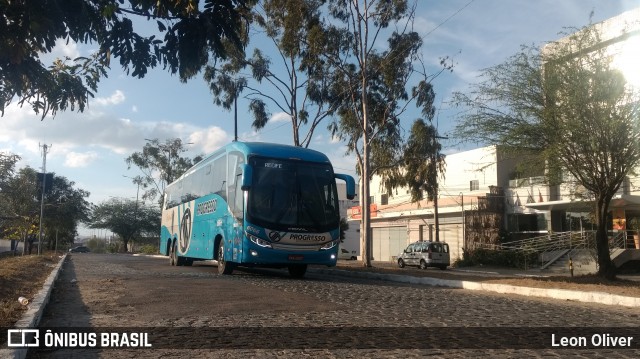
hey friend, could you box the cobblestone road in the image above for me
[27,254,640,358]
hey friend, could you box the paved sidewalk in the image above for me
[310,260,640,308]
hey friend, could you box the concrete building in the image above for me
[356,145,510,263]
[348,7,640,266]
[356,143,640,266]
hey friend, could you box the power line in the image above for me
[421,0,475,40]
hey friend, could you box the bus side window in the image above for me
[212,155,227,201]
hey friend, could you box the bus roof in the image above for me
[169,141,333,188]
[228,141,331,163]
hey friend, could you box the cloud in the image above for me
[92,90,126,106]
[0,101,230,160]
[325,145,357,178]
[270,112,291,123]
[65,151,98,168]
[57,39,81,59]
[188,127,229,154]
[43,39,82,62]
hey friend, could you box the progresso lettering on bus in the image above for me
[289,233,328,241]
[159,141,356,278]
[196,199,217,215]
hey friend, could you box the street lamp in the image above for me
[233,78,245,142]
[54,196,66,254]
[460,192,465,252]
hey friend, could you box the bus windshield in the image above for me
[247,157,340,232]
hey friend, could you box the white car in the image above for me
[338,248,357,260]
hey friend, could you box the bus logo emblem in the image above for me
[268,231,282,242]
[179,208,192,253]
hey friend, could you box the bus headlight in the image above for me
[320,240,338,250]
[247,233,272,248]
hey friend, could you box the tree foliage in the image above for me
[125,138,203,205]
[0,164,91,251]
[42,175,92,250]
[205,0,332,147]
[314,0,447,266]
[0,167,39,249]
[89,198,160,252]
[0,152,20,186]
[402,119,445,203]
[453,22,640,279]
[0,0,254,119]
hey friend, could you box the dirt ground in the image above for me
[1,253,639,329]
[0,252,61,327]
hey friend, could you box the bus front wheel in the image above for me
[288,264,307,279]
[217,242,234,275]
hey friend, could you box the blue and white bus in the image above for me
[160,141,356,278]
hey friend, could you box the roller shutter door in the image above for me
[372,226,407,262]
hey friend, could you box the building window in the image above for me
[369,196,375,204]
[381,194,388,205]
[470,180,479,191]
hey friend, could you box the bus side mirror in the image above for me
[241,164,252,191]
[335,173,356,200]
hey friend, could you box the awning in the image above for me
[524,194,640,211]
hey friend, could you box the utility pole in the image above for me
[37,143,51,255]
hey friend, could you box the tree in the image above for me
[0,165,92,253]
[320,0,444,267]
[205,0,334,147]
[0,152,21,226]
[89,198,160,252]
[0,0,254,119]
[453,23,640,279]
[42,175,92,250]
[0,152,20,186]
[402,119,446,241]
[0,167,40,254]
[125,138,203,206]
[339,217,349,242]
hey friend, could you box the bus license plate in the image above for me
[288,255,304,261]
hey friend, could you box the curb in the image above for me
[1,254,68,359]
[309,267,640,308]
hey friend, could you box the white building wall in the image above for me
[365,146,503,264]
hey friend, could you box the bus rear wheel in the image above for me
[217,242,234,275]
[288,264,307,279]
[169,243,177,266]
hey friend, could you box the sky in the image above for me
[2,0,639,236]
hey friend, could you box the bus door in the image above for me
[227,152,245,263]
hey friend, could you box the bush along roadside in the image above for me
[456,248,539,269]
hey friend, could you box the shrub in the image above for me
[455,248,537,269]
[138,244,159,255]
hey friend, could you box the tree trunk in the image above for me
[595,196,616,279]
[362,135,371,267]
